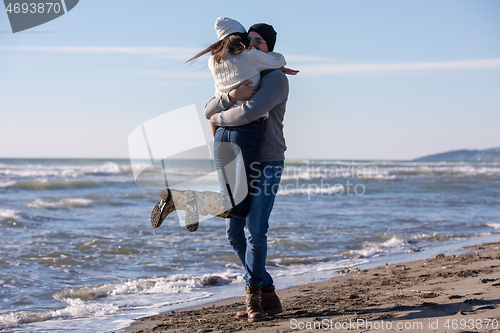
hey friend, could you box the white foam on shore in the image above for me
[26,198,93,209]
[487,223,500,230]
[81,162,122,175]
[0,209,21,220]
[53,271,243,301]
[347,236,408,258]
[0,162,127,178]
[0,181,16,188]
[269,257,370,280]
[268,256,326,267]
[0,298,118,329]
[0,272,241,330]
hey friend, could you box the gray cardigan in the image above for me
[204,69,289,162]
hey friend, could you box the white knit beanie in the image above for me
[214,17,246,40]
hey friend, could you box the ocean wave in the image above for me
[26,198,93,209]
[410,232,495,243]
[268,257,326,266]
[398,168,433,174]
[269,257,370,278]
[0,181,16,188]
[0,166,79,178]
[53,271,243,301]
[386,165,500,176]
[279,165,395,181]
[361,173,397,180]
[13,180,98,190]
[0,162,132,184]
[0,209,21,220]
[487,223,500,230]
[346,232,498,260]
[0,298,118,329]
[346,236,407,258]
[278,162,500,181]
[81,162,123,175]
[277,184,344,196]
[392,217,421,223]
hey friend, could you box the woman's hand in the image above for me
[229,80,256,102]
[281,66,299,75]
[210,114,218,137]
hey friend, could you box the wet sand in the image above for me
[128,242,500,332]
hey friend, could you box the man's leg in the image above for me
[244,160,284,289]
[233,160,284,319]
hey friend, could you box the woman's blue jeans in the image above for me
[214,119,265,218]
[225,160,284,288]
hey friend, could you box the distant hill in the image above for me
[413,147,500,162]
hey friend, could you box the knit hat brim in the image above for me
[215,17,246,40]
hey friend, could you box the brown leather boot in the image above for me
[260,290,283,315]
[236,289,283,318]
[245,286,265,322]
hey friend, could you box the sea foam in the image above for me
[487,223,500,230]
[0,209,21,220]
[53,271,243,301]
[0,298,118,329]
[347,236,408,258]
[26,198,93,209]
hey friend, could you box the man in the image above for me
[204,23,296,322]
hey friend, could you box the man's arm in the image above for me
[211,71,288,127]
[203,80,256,120]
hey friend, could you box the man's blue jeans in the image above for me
[226,160,284,288]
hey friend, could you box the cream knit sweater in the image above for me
[208,48,286,100]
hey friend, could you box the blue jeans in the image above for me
[226,160,284,287]
[214,120,265,218]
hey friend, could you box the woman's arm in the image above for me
[203,93,233,120]
[247,48,287,72]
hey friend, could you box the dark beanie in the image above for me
[248,23,277,52]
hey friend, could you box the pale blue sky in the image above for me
[1,0,499,159]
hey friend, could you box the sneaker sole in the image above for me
[151,189,171,228]
[184,190,199,232]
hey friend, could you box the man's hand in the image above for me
[228,80,257,103]
[210,114,218,137]
[281,66,299,75]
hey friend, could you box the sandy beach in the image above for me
[127,242,500,333]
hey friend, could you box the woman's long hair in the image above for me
[188,32,249,64]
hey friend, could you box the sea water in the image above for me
[0,158,499,332]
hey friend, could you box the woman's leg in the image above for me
[152,120,264,228]
[214,126,238,207]
[151,187,231,229]
[225,120,265,218]
[196,190,232,217]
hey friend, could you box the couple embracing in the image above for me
[151,17,297,322]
